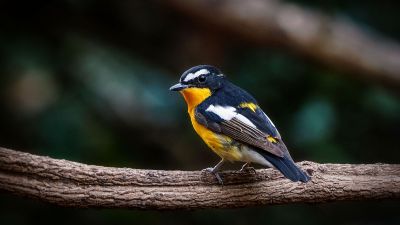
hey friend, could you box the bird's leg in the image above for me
[239,162,257,174]
[202,159,225,184]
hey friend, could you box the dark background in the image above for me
[1,1,399,225]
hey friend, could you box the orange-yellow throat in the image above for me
[180,87,214,145]
[180,88,219,150]
[180,87,211,112]
[180,88,240,161]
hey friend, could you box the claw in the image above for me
[246,167,257,174]
[239,162,257,174]
[202,167,224,184]
[201,159,225,185]
[214,172,223,185]
[202,167,214,173]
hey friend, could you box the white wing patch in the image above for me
[236,114,257,128]
[183,69,210,82]
[206,105,236,120]
[206,105,256,128]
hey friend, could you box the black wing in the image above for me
[195,104,286,158]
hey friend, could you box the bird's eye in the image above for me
[198,75,207,83]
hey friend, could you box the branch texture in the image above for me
[0,147,399,209]
[165,0,400,85]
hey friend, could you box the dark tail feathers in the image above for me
[257,150,310,183]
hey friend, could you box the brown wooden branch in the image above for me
[164,0,400,85]
[0,147,399,209]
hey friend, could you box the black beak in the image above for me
[169,83,189,91]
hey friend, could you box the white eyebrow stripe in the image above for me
[206,105,257,128]
[183,69,210,82]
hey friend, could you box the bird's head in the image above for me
[169,65,225,92]
[169,65,225,109]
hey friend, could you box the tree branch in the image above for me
[164,0,400,85]
[0,147,399,209]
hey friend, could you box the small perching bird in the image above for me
[170,65,310,183]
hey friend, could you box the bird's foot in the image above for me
[239,163,257,174]
[202,167,223,185]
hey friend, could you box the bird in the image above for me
[169,65,310,184]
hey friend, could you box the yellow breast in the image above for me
[180,88,242,161]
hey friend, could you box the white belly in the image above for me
[239,145,274,168]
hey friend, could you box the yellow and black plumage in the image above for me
[170,65,310,183]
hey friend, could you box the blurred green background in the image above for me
[0,0,399,225]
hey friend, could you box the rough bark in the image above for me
[0,147,399,210]
[164,0,400,85]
